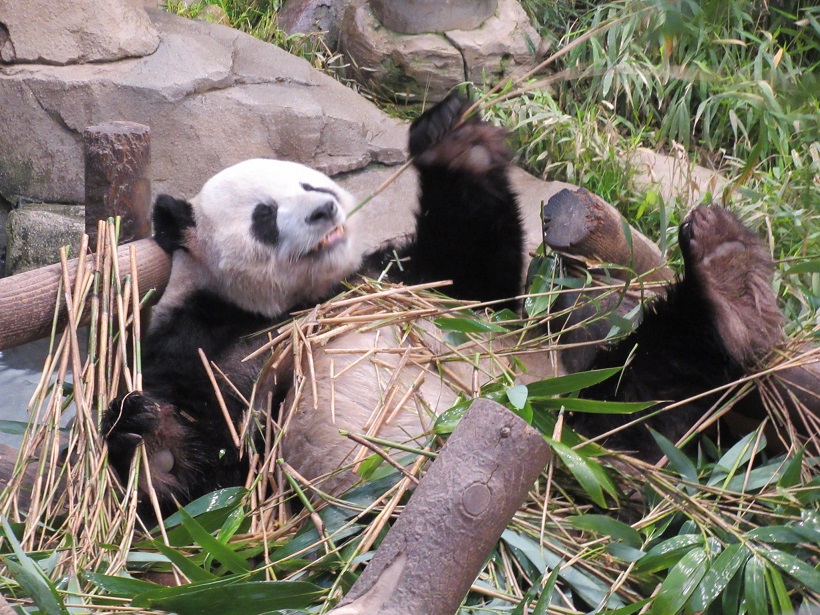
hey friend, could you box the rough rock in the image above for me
[5,204,84,275]
[0,8,406,205]
[0,0,159,65]
[447,0,541,84]
[370,0,497,34]
[279,0,352,49]
[630,147,729,209]
[339,0,541,103]
[340,3,465,102]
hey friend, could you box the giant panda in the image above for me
[102,93,527,517]
[102,93,791,519]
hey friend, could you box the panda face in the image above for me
[190,158,363,317]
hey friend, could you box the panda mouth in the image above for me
[309,225,346,254]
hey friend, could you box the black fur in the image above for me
[153,195,195,253]
[102,291,278,517]
[366,93,524,307]
[251,202,280,246]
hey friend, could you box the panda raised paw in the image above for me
[409,92,511,175]
[102,392,161,454]
[679,205,783,366]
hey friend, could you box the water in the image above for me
[0,338,52,448]
[0,334,86,449]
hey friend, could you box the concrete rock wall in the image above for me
[0,9,406,205]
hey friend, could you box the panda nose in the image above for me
[306,201,336,224]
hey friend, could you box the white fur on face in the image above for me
[189,158,363,317]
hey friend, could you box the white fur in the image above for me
[186,158,363,318]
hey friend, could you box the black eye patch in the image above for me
[301,183,339,200]
[251,202,280,246]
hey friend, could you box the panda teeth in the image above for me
[312,225,345,253]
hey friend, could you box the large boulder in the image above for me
[0,0,159,65]
[339,0,541,103]
[279,0,352,49]
[4,204,84,275]
[0,9,406,205]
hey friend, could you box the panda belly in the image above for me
[281,314,562,493]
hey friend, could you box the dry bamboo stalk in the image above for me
[198,348,241,450]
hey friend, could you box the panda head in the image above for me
[153,158,363,318]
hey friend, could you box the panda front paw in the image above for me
[409,92,511,175]
[102,392,161,454]
[679,205,783,364]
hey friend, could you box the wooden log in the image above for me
[84,122,152,250]
[329,398,552,615]
[542,187,673,282]
[0,238,170,351]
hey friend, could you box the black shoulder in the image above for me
[153,195,195,253]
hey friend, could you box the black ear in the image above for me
[153,195,195,254]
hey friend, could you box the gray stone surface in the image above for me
[0,8,407,205]
[340,0,541,103]
[371,0,497,34]
[447,0,540,84]
[279,0,352,49]
[630,147,729,208]
[0,0,159,65]
[338,164,573,253]
[5,204,84,275]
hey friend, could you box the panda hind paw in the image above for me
[679,205,783,364]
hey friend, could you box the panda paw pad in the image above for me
[680,205,765,274]
[679,205,783,364]
[409,93,511,174]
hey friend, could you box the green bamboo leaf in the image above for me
[132,579,324,614]
[526,368,622,397]
[777,450,804,488]
[0,419,31,435]
[744,556,768,615]
[761,548,820,592]
[501,530,624,609]
[151,539,217,582]
[177,508,250,574]
[546,438,618,507]
[707,430,763,486]
[533,397,655,414]
[433,316,507,333]
[650,547,708,615]
[163,487,247,530]
[764,561,794,615]
[686,543,748,614]
[636,534,704,573]
[525,254,558,317]
[784,259,820,275]
[1,517,69,615]
[568,514,642,547]
[82,571,159,598]
[216,507,247,544]
[649,428,698,486]
[506,384,529,410]
[747,525,820,545]
[599,599,653,614]
[531,566,560,615]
